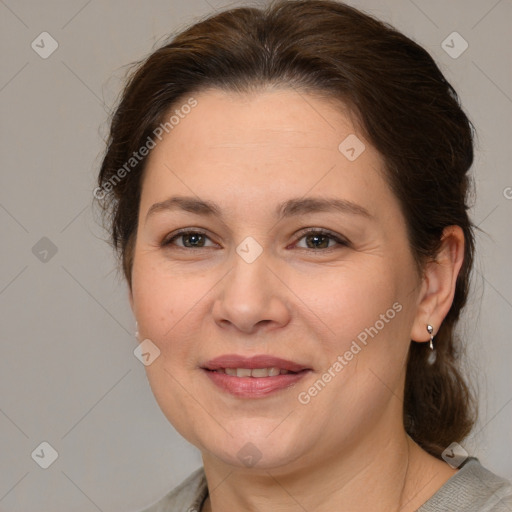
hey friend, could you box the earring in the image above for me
[427,324,434,350]
[135,321,139,341]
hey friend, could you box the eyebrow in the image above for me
[145,195,372,222]
[278,197,372,219]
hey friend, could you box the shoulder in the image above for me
[139,467,207,512]
[418,458,512,512]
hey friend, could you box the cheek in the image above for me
[295,267,411,428]
[131,257,170,339]
[296,258,415,409]
[131,258,215,357]
[301,261,403,342]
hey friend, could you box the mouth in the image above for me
[206,367,297,377]
[201,354,312,398]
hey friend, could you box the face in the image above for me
[130,88,424,472]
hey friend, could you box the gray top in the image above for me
[141,458,512,512]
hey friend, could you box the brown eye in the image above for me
[180,233,207,248]
[304,233,331,249]
[294,229,349,250]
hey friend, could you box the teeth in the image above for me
[251,368,269,377]
[218,367,289,377]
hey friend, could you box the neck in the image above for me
[201,428,456,512]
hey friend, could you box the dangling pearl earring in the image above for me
[427,324,434,350]
[135,321,139,341]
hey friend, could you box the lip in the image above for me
[202,354,309,373]
[201,354,312,398]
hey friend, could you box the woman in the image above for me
[97,1,512,510]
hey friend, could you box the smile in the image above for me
[201,354,312,398]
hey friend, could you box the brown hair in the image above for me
[97,0,477,458]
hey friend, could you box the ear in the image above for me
[410,226,465,343]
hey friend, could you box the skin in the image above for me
[129,88,464,511]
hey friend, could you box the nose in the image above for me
[211,252,291,335]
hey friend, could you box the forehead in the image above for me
[140,88,395,219]
[163,87,356,150]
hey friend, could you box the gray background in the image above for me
[1,0,511,510]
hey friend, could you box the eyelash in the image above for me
[161,228,349,251]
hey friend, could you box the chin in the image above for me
[207,442,305,471]
[190,418,311,471]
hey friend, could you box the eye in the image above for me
[162,229,217,249]
[161,228,348,251]
[293,229,349,250]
